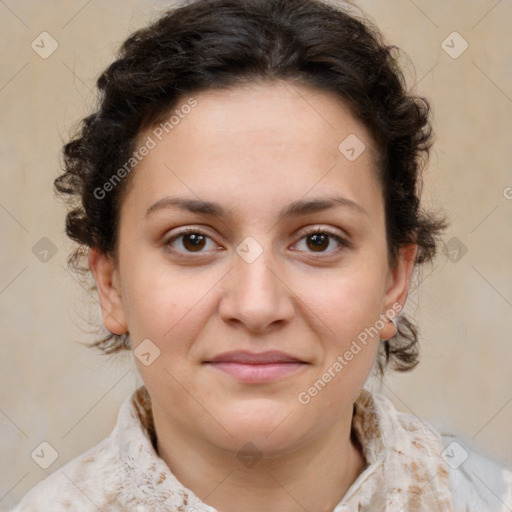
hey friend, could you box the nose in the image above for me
[218,244,295,334]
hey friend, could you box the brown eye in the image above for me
[306,233,330,252]
[181,233,207,252]
[293,229,348,256]
[165,229,217,255]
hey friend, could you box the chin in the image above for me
[211,398,312,453]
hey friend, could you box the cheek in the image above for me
[292,263,387,397]
[298,275,384,408]
[300,265,388,339]
[118,249,219,345]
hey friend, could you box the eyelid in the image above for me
[291,226,351,253]
[295,225,350,242]
[163,226,220,253]
[163,224,351,256]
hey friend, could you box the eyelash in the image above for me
[164,226,350,258]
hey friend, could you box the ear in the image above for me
[379,244,417,340]
[88,247,128,335]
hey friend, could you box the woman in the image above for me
[11,0,512,510]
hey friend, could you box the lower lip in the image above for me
[206,362,306,383]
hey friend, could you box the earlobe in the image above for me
[88,247,128,335]
[379,244,418,340]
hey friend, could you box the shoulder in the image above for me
[367,391,512,511]
[8,387,167,512]
[8,436,121,511]
[440,434,512,512]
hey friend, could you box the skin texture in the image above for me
[90,80,417,512]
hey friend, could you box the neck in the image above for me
[153,405,367,512]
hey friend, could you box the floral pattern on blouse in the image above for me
[10,385,512,511]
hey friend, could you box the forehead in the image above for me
[162,80,377,162]
[122,80,381,219]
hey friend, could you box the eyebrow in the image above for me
[145,195,367,221]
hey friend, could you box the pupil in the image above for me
[308,233,328,252]
[184,233,205,251]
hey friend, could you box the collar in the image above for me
[111,386,454,511]
[337,388,454,510]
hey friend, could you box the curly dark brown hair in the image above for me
[55,0,447,372]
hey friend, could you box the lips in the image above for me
[204,351,309,383]
[205,350,305,364]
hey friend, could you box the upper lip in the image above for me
[204,350,307,364]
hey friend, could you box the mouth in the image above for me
[203,350,310,384]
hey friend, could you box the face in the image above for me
[91,80,415,457]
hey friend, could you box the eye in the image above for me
[292,228,349,255]
[164,226,349,257]
[164,227,220,254]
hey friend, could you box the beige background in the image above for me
[1,0,511,507]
